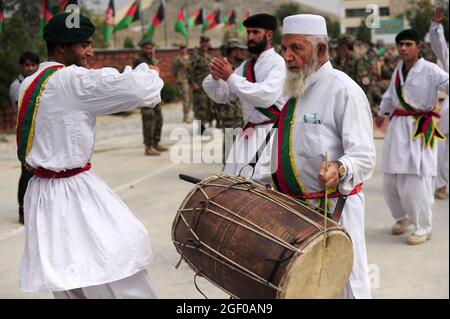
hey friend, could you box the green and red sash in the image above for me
[271,97,362,217]
[16,65,63,163]
[393,69,446,148]
[243,58,281,121]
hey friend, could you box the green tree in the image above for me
[406,0,434,41]
[274,3,303,24]
[325,17,341,39]
[356,18,371,43]
[0,13,37,108]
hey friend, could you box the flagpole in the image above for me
[185,1,189,48]
[163,0,168,47]
[139,0,145,39]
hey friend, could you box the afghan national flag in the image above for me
[238,10,250,34]
[187,8,204,29]
[0,0,4,34]
[51,0,78,14]
[103,0,115,43]
[203,9,221,32]
[145,1,165,41]
[114,0,139,32]
[39,0,53,37]
[223,10,236,28]
[174,7,188,39]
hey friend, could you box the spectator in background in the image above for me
[9,51,40,224]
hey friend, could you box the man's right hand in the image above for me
[432,7,445,23]
[375,116,385,128]
[192,83,201,91]
[148,65,160,74]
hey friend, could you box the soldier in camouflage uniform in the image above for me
[134,38,168,156]
[332,35,377,113]
[217,39,246,164]
[172,45,193,123]
[188,36,214,134]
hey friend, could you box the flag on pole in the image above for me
[145,1,165,41]
[0,0,4,34]
[203,9,221,33]
[223,10,236,29]
[187,8,204,29]
[114,0,139,32]
[174,7,188,38]
[238,10,250,34]
[103,0,115,43]
[39,0,53,37]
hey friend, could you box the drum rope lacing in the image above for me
[174,175,339,293]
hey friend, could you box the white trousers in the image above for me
[52,270,157,299]
[436,138,449,189]
[383,174,435,236]
[436,98,449,190]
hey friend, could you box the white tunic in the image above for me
[378,58,449,176]
[19,61,164,292]
[284,61,376,298]
[202,48,287,184]
[430,21,449,189]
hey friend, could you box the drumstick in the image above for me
[319,151,329,287]
[179,174,202,184]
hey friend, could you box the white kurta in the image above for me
[378,58,448,176]
[202,48,287,184]
[282,61,376,299]
[19,61,164,292]
[430,21,449,189]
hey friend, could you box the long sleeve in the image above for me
[202,74,238,104]
[226,60,286,108]
[434,63,449,94]
[68,63,164,116]
[9,80,20,111]
[430,21,449,73]
[378,69,398,117]
[338,93,376,194]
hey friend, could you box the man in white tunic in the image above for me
[202,14,287,185]
[17,13,164,298]
[375,29,449,245]
[429,7,449,200]
[275,14,376,299]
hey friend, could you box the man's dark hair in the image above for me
[19,51,40,65]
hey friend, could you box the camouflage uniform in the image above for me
[188,49,214,124]
[133,56,163,150]
[333,43,377,113]
[172,54,192,122]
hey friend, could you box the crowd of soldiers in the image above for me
[132,33,443,159]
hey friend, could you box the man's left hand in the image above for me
[318,161,340,190]
[210,58,234,81]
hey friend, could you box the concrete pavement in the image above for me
[0,102,448,299]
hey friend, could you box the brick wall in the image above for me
[0,105,17,132]
[87,48,221,84]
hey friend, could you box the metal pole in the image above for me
[163,0,168,47]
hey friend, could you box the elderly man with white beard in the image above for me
[272,14,376,298]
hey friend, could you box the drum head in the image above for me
[278,229,354,299]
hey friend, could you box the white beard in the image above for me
[283,55,319,99]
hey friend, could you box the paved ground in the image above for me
[0,102,448,299]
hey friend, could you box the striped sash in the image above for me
[393,69,445,148]
[16,65,64,163]
[243,58,281,121]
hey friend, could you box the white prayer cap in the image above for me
[282,14,328,36]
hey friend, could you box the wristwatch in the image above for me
[335,160,346,179]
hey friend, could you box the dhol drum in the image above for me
[172,174,353,299]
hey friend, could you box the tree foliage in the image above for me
[406,0,434,41]
[356,18,371,43]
